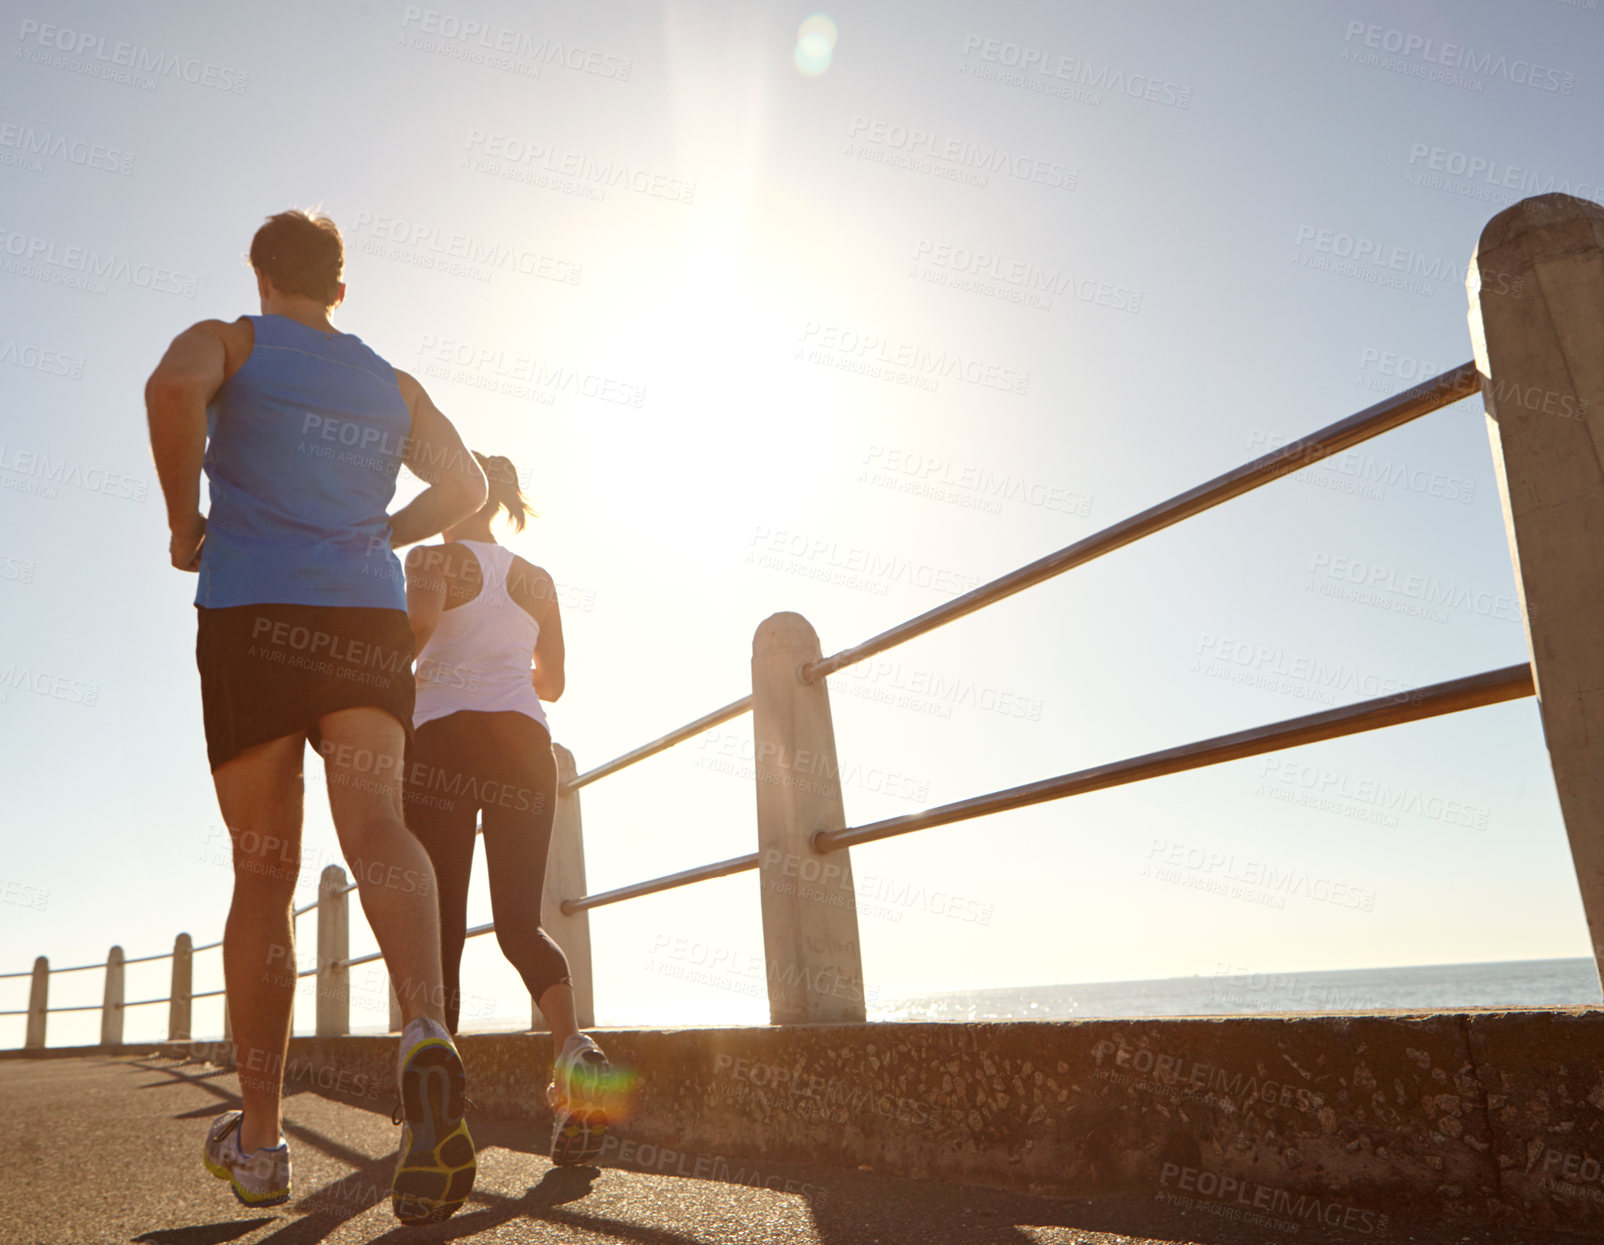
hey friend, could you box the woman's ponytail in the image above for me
[472,451,535,532]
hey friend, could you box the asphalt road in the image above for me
[2,1054,1597,1245]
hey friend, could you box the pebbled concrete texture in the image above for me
[1471,1010,1604,1227]
[94,1006,1604,1236]
[4,1052,1601,1245]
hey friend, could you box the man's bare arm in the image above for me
[145,320,228,570]
[390,369,487,548]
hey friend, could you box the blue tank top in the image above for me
[196,315,409,609]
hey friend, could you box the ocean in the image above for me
[868,957,1603,1022]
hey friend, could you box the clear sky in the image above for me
[3,0,1602,1045]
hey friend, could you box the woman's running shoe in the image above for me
[391,1017,476,1224]
[203,1110,291,1207]
[548,1033,612,1166]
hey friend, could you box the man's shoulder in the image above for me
[178,316,250,343]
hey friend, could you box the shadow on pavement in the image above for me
[132,1219,277,1244]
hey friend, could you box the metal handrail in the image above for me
[562,852,761,915]
[815,664,1533,852]
[802,363,1480,683]
[565,694,753,791]
[292,901,318,917]
[122,951,174,966]
[342,951,383,969]
[2,935,221,980]
[552,666,1532,910]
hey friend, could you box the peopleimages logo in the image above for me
[399,7,632,79]
[1342,21,1576,94]
[912,240,1142,312]
[1093,1040,1324,1113]
[799,323,1029,394]
[350,211,581,286]
[0,445,148,502]
[464,131,692,203]
[14,18,250,93]
[415,334,646,408]
[846,116,1077,190]
[0,227,198,297]
[958,34,1193,108]
[863,446,1090,517]
[0,123,134,175]
[1307,552,1526,625]
[1160,1164,1388,1235]
[0,337,86,379]
[1193,633,1421,705]
[1259,757,1490,831]
[0,664,99,706]
[1407,143,1604,201]
[1293,225,1457,282]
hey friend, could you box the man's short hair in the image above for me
[249,210,343,307]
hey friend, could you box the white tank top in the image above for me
[413,541,549,731]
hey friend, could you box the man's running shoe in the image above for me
[391,1017,476,1225]
[548,1033,611,1166]
[203,1111,291,1207]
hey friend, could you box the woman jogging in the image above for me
[403,452,612,1166]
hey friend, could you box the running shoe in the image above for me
[203,1110,291,1207]
[391,1017,476,1225]
[548,1033,611,1166]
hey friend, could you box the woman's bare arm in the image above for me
[512,561,565,702]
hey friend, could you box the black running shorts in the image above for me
[195,603,415,771]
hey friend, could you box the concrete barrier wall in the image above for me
[104,1008,1604,1234]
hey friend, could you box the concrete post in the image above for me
[25,957,47,1049]
[388,978,403,1033]
[545,744,595,1030]
[169,933,192,1042]
[1468,193,1604,986]
[223,993,232,1046]
[100,946,124,1048]
[316,865,350,1037]
[750,612,867,1024]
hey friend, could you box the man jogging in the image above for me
[145,209,486,1224]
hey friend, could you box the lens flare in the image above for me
[794,14,837,76]
[797,14,837,46]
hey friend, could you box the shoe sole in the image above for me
[551,1107,608,1166]
[204,1151,290,1207]
[392,1040,476,1225]
[551,1052,610,1167]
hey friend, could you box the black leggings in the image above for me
[405,710,571,1034]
